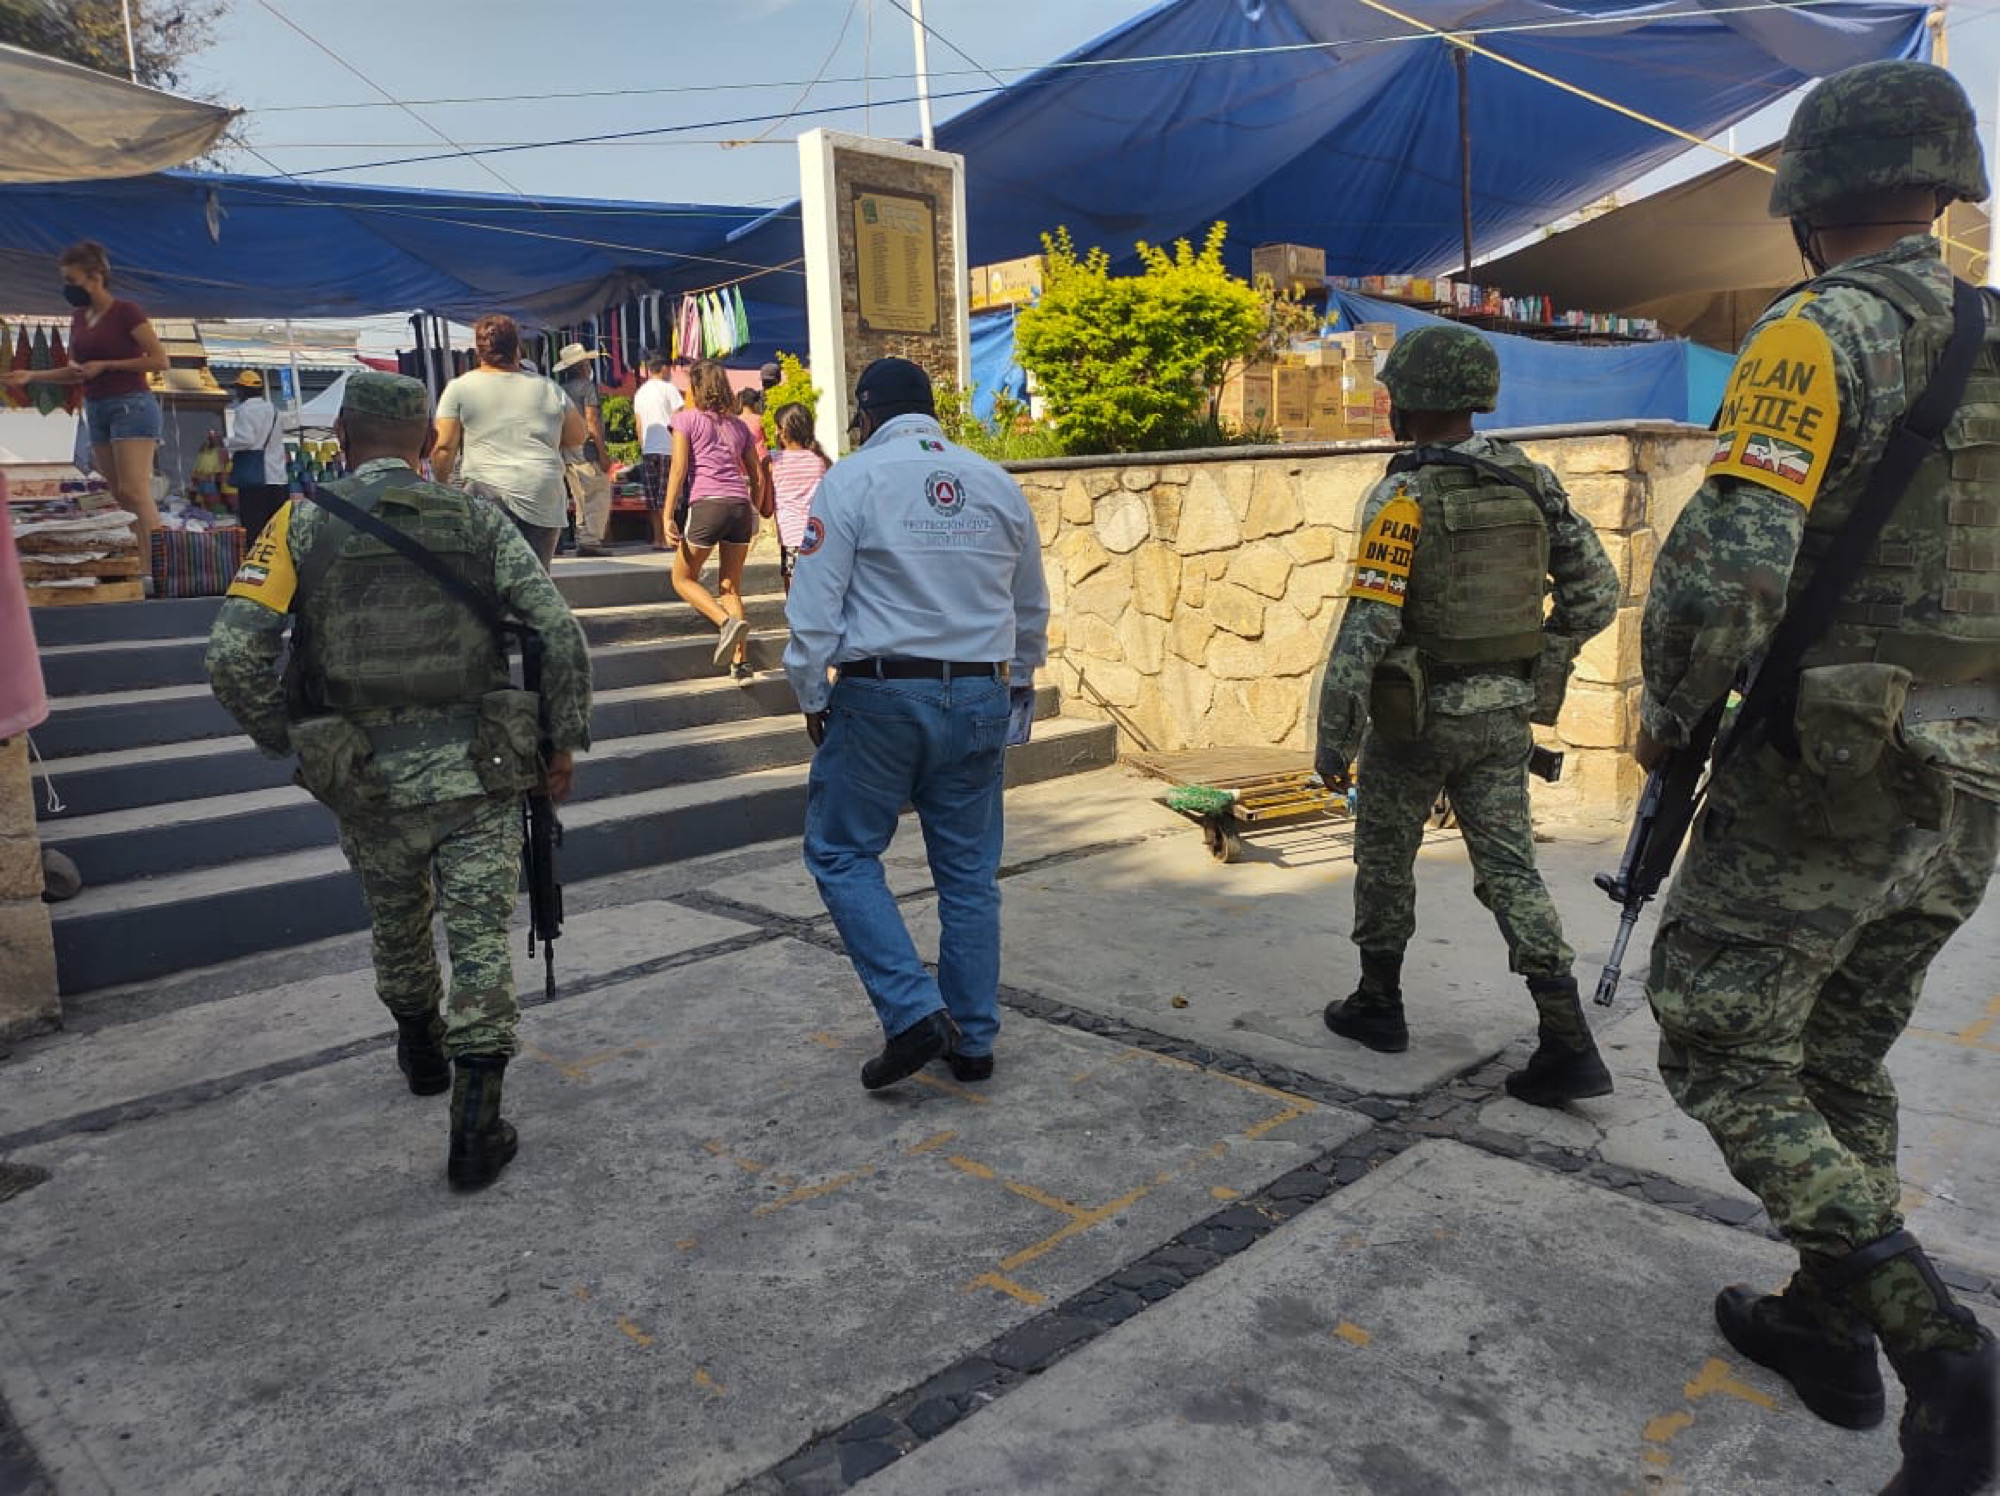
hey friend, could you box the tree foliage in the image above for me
[0,0,224,91]
[1013,223,1264,455]
[761,351,819,448]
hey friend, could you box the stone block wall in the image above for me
[1011,423,1711,824]
[0,734,58,1040]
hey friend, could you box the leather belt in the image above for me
[1903,681,2000,725]
[839,657,1008,682]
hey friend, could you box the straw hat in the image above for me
[234,370,264,390]
[551,342,604,374]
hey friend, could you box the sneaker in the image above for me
[731,662,753,684]
[714,616,749,666]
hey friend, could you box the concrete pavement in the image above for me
[1,766,1995,1495]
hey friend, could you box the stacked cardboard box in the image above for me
[1216,364,1275,432]
[1251,243,1327,298]
[970,254,1046,311]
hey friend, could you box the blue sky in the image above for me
[182,0,2000,318]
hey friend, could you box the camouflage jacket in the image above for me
[1641,236,1999,797]
[205,458,593,807]
[1316,434,1619,766]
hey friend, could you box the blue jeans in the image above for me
[804,674,1010,1054]
[83,391,161,444]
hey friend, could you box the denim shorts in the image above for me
[84,391,162,445]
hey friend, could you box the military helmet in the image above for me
[1380,326,1500,413]
[1770,60,1988,218]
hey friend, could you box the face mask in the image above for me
[61,284,92,308]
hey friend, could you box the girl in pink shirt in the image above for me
[768,403,830,593]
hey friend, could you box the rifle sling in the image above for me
[1729,277,1985,760]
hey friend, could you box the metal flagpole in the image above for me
[1453,43,1474,280]
[120,0,139,80]
[911,0,937,150]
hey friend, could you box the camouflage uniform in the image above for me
[205,377,592,1063]
[1316,327,1620,1086]
[1641,60,1996,1478]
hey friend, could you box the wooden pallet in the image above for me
[19,555,145,582]
[27,580,144,607]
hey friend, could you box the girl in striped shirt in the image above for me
[769,402,831,592]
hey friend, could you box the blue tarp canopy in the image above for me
[0,0,1925,334]
[733,0,1930,278]
[0,171,811,340]
[1327,291,1732,426]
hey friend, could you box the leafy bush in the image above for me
[935,379,1066,463]
[1014,223,1264,455]
[762,352,819,448]
[601,394,635,445]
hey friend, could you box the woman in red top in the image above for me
[3,242,169,555]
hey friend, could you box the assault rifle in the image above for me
[1589,697,1725,1006]
[519,628,564,1001]
[1529,745,1563,784]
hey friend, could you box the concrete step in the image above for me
[33,595,792,697]
[32,631,795,757]
[39,685,1070,885]
[47,716,1120,993]
[551,555,784,611]
[33,671,818,819]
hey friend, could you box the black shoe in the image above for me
[1323,994,1409,1052]
[1504,1033,1614,1106]
[1715,1284,1885,1429]
[947,1051,994,1083]
[395,1014,451,1096]
[1883,1329,1998,1496]
[576,542,614,557]
[731,662,753,684]
[862,1011,958,1091]
[447,1055,518,1191]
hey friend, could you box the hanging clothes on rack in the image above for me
[731,287,751,352]
[29,327,57,416]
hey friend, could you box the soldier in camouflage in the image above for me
[1640,60,1997,1490]
[205,373,592,1192]
[1315,325,1621,1105]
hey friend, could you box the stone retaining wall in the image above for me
[1010,424,1710,823]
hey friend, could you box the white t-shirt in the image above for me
[436,368,569,527]
[634,376,686,457]
[225,395,289,483]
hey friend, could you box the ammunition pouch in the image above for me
[1789,663,1951,834]
[291,715,388,816]
[1369,646,1429,742]
[470,689,543,796]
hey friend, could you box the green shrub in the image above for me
[762,352,819,448]
[601,394,635,445]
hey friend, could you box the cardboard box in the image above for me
[967,266,990,309]
[1217,364,1275,431]
[978,254,1045,309]
[1273,366,1312,428]
[1302,343,1345,368]
[1308,367,1346,414]
[1252,242,1327,297]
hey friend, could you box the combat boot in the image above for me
[1714,1280,1884,1428]
[1324,950,1409,1053]
[1504,975,1613,1107]
[1824,1231,1996,1495]
[394,1014,451,1096]
[447,1054,518,1192]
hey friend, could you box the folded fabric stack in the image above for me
[12,506,144,607]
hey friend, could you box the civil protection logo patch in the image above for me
[799,516,826,556]
[925,470,965,516]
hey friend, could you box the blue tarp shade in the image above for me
[969,308,1030,423]
[1326,291,1735,427]
[924,0,1929,277]
[0,171,810,342]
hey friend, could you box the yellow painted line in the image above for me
[947,1155,997,1181]
[1955,992,2000,1045]
[693,1368,726,1396]
[1000,1183,1153,1273]
[616,1316,655,1348]
[1068,1069,1095,1084]
[518,1042,589,1082]
[701,1139,768,1174]
[1333,1321,1372,1347]
[1005,1180,1088,1219]
[1642,1446,1673,1468]
[1211,1185,1241,1201]
[910,1072,992,1105]
[807,1031,845,1050]
[965,1271,1048,1307]
[574,1285,592,1301]
[752,1166,877,1217]
[905,1130,959,1156]
[1644,1409,1694,1443]
[1685,1358,1777,1410]
[674,1239,697,1252]
[1242,1104,1312,1142]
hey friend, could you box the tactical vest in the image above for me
[1399,447,1551,667]
[1796,266,2000,686]
[293,469,511,715]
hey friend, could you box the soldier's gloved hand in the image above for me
[541,750,575,804]
[1633,725,1667,773]
[805,710,831,748]
[1315,744,1348,789]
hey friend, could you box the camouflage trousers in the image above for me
[337,794,524,1060]
[1352,706,1579,1033]
[1650,741,1999,1261]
